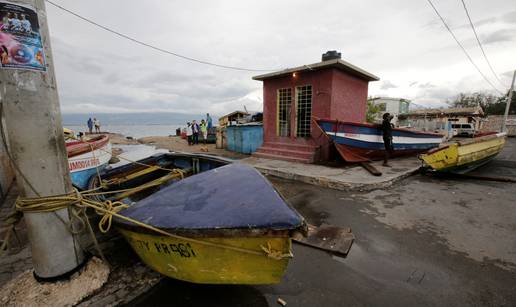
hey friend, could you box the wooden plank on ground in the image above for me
[360,162,382,176]
[293,224,355,257]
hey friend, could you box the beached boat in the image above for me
[315,119,444,162]
[419,132,506,174]
[87,152,231,202]
[67,134,112,190]
[112,162,306,285]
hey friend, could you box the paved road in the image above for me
[130,138,516,306]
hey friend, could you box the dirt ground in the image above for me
[107,133,247,160]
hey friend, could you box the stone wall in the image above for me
[481,115,516,136]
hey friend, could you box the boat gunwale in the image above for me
[424,132,506,154]
[315,117,444,137]
[114,222,307,238]
[66,134,110,158]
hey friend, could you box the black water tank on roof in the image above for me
[322,50,341,61]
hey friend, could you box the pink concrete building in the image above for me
[252,51,379,163]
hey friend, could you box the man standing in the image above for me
[200,119,208,145]
[206,113,213,129]
[186,122,193,145]
[191,120,199,145]
[87,117,93,134]
[94,118,101,133]
[381,113,394,167]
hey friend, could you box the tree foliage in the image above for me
[449,91,516,115]
[366,99,382,123]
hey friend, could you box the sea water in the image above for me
[65,124,183,139]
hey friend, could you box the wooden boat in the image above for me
[112,162,306,285]
[66,134,112,190]
[419,132,506,174]
[315,118,444,162]
[87,152,231,202]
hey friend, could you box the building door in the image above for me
[277,88,292,137]
[296,85,312,137]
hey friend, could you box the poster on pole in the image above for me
[0,1,45,71]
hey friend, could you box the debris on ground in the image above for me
[0,257,109,307]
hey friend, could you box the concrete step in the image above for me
[261,141,317,152]
[256,146,315,160]
[253,152,313,164]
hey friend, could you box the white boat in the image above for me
[66,134,112,189]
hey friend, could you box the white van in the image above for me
[451,123,475,137]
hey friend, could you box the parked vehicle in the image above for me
[452,123,475,137]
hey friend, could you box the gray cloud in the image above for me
[380,80,397,90]
[481,29,516,44]
[418,82,436,89]
[44,0,515,114]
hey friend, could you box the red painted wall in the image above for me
[330,69,369,122]
[260,67,370,160]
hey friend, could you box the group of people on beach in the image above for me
[87,117,101,134]
[186,113,212,145]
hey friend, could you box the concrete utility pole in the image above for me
[502,70,516,132]
[0,0,84,278]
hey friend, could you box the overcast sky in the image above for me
[45,0,516,115]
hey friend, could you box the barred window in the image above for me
[296,85,312,137]
[277,88,292,137]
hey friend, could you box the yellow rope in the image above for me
[14,188,291,259]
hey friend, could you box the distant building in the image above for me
[252,51,379,163]
[398,106,484,133]
[369,97,410,126]
[218,111,249,127]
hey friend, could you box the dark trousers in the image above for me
[383,137,393,152]
[193,133,199,144]
[187,135,192,145]
[383,136,393,162]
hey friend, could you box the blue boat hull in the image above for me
[316,119,443,162]
[71,165,108,190]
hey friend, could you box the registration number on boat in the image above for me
[133,239,197,258]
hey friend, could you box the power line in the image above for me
[425,0,504,95]
[45,0,277,72]
[460,0,507,89]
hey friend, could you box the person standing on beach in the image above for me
[191,120,199,145]
[381,113,394,167]
[87,117,93,134]
[200,119,208,145]
[186,122,193,145]
[94,118,101,133]
[206,113,213,129]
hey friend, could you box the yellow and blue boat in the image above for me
[419,132,506,174]
[113,162,306,285]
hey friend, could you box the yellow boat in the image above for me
[113,162,306,284]
[419,132,506,174]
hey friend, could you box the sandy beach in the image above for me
[105,132,247,160]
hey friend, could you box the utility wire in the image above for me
[460,0,507,89]
[425,0,504,95]
[45,0,277,72]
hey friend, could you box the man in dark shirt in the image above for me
[381,113,394,167]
